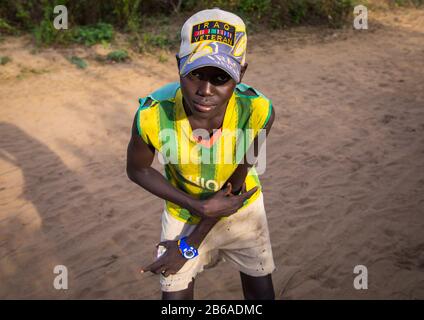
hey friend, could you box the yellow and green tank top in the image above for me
[136,82,272,224]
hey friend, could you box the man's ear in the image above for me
[176,54,180,71]
[239,63,248,83]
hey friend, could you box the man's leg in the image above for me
[240,272,275,300]
[162,279,195,300]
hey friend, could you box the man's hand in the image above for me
[140,183,258,276]
[190,182,258,219]
[140,240,187,277]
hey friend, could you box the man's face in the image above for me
[180,66,237,119]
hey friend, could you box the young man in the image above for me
[127,8,276,300]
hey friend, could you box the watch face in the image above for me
[184,249,195,259]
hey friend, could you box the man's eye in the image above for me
[190,71,201,79]
[217,75,229,82]
[212,74,230,85]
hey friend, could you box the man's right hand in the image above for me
[189,183,259,219]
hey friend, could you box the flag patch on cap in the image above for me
[191,21,235,46]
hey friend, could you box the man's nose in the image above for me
[197,79,213,96]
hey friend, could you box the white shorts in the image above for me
[158,191,276,292]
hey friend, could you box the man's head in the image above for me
[177,8,248,118]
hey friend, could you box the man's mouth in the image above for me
[192,101,216,113]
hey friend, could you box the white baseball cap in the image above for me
[178,8,247,83]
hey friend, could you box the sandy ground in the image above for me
[1,8,423,299]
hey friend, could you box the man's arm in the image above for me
[144,106,276,277]
[130,110,260,276]
[186,106,276,248]
[127,113,202,214]
[127,112,258,219]
[226,105,275,195]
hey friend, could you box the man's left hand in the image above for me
[140,240,188,277]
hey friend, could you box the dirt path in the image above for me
[1,8,423,299]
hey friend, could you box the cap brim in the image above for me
[179,53,241,83]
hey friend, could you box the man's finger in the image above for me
[241,183,247,194]
[162,269,173,277]
[151,263,167,274]
[152,247,159,260]
[241,186,259,200]
[223,182,232,196]
[156,240,170,248]
[141,259,163,273]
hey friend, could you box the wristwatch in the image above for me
[177,237,199,259]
